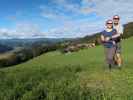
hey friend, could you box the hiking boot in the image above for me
[109,64,112,71]
[118,64,122,70]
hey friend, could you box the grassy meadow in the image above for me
[0,37,133,100]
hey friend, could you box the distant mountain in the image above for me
[0,38,71,48]
[0,44,13,53]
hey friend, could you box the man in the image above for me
[107,15,123,67]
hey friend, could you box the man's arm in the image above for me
[111,33,121,39]
[111,25,123,39]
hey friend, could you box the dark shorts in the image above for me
[116,42,121,54]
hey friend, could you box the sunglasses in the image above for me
[107,23,113,24]
[113,18,120,20]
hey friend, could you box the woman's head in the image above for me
[106,20,113,29]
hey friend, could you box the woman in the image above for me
[101,20,117,70]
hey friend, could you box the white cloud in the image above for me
[41,0,133,22]
[0,22,46,39]
[14,23,41,37]
[0,28,12,39]
[44,0,133,38]
[40,6,68,21]
[46,19,104,38]
[41,0,133,23]
[52,0,80,13]
[81,0,133,23]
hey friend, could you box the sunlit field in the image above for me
[0,37,133,100]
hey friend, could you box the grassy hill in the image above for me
[0,37,133,100]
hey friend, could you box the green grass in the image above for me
[0,37,133,100]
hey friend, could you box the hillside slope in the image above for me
[0,37,133,100]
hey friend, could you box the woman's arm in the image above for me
[101,35,105,42]
[101,35,112,42]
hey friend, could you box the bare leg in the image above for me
[116,53,122,67]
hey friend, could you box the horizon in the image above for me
[0,0,133,39]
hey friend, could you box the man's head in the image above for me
[113,15,120,25]
[106,20,113,29]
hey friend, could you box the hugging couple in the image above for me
[101,15,123,70]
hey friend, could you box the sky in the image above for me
[0,0,133,39]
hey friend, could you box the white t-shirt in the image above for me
[114,24,123,35]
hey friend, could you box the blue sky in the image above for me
[0,0,133,38]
